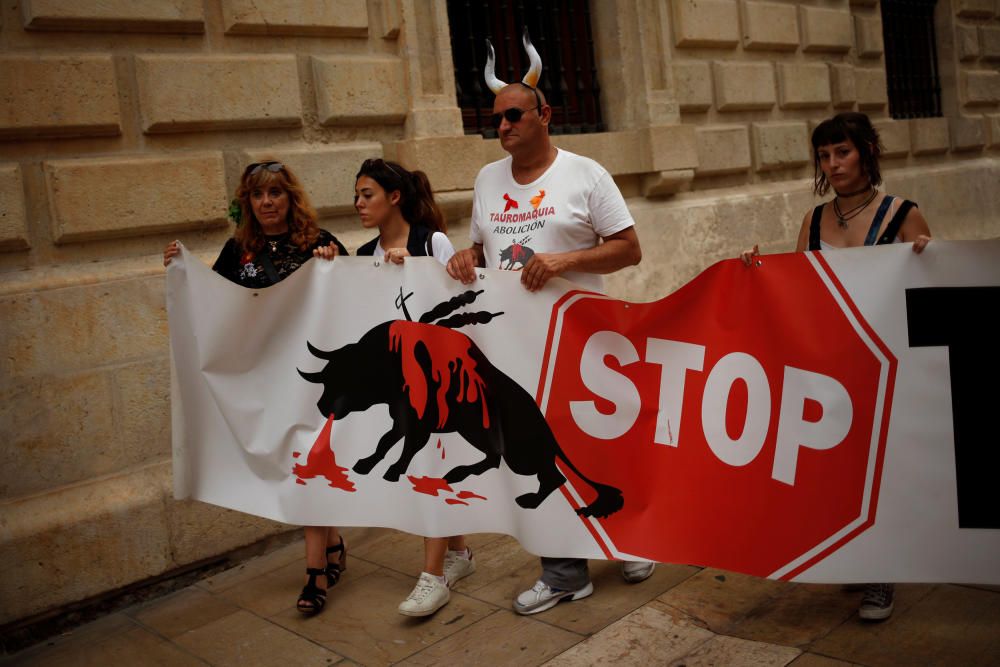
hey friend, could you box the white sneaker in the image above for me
[621,560,655,583]
[398,572,450,617]
[443,549,476,585]
[513,579,593,615]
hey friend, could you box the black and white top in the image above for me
[212,229,347,288]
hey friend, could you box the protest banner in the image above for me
[168,240,1000,582]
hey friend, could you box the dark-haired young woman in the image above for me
[352,158,474,618]
[744,111,930,260]
[742,112,931,621]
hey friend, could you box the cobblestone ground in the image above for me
[5,528,999,666]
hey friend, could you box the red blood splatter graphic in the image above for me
[446,498,469,506]
[389,321,490,429]
[407,475,453,496]
[292,414,356,491]
[456,490,488,501]
[292,451,301,458]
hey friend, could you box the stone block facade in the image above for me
[1,0,998,630]
[221,0,369,36]
[854,15,884,59]
[873,119,911,158]
[740,1,799,51]
[752,122,810,171]
[674,61,713,112]
[829,64,857,108]
[800,6,854,53]
[313,57,408,124]
[777,63,831,109]
[0,55,120,139]
[0,164,29,251]
[713,61,776,111]
[44,154,228,242]
[136,55,303,133]
[672,0,740,48]
[22,0,206,33]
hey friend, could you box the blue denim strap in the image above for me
[864,196,895,246]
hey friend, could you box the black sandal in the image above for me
[325,537,347,588]
[297,567,328,615]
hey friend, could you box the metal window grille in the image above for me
[881,0,942,119]
[447,0,604,138]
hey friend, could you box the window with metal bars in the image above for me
[880,0,942,118]
[446,0,604,138]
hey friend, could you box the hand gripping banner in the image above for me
[167,240,1000,583]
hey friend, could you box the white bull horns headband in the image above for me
[484,27,542,94]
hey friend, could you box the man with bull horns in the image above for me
[446,28,654,615]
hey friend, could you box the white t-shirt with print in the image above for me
[470,149,634,292]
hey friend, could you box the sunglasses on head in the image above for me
[246,161,284,176]
[361,158,402,179]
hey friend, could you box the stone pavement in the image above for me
[5,528,999,666]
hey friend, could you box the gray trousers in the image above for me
[540,557,590,590]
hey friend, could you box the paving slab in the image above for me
[269,567,497,665]
[788,653,863,666]
[542,603,715,665]
[472,558,699,635]
[346,529,506,582]
[173,609,340,666]
[195,539,305,594]
[216,553,380,618]
[726,583,860,647]
[7,611,135,658]
[811,584,1000,667]
[670,634,801,666]
[450,535,539,594]
[10,622,205,667]
[129,586,240,638]
[657,568,793,633]
[399,609,583,666]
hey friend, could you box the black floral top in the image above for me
[211,229,347,288]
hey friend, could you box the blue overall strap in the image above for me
[808,205,824,251]
[863,196,895,246]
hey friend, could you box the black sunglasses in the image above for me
[246,161,284,176]
[490,105,541,129]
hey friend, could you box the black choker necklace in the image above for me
[833,187,878,229]
[834,184,873,198]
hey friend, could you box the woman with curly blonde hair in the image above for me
[166,160,346,286]
[164,160,347,615]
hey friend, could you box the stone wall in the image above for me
[1,0,998,627]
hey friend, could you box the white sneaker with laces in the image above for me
[621,560,656,583]
[513,579,593,615]
[398,572,450,617]
[443,549,476,585]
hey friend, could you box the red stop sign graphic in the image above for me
[537,253,896,579]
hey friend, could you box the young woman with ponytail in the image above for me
[353,158,454,265]
[352,158,473,618]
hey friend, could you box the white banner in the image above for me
[168,240,1000,583]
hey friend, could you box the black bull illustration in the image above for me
[298,303,623,519]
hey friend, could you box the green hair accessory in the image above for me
[227,198,242,227]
